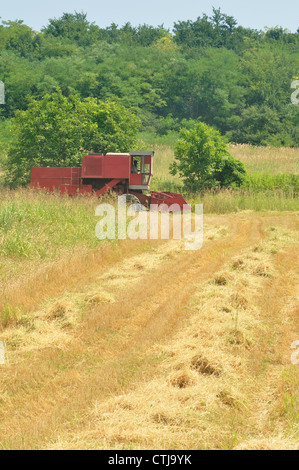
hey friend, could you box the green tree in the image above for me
[0,20,41,57]
[0,11,298,148]
[42,12,99,47]
[228,105,298,146]
[170,122,246,191]
[87,98,141,153]
[4,90,140,186]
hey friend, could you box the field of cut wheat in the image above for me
[0,209,298,449]
[0,2,298,452]
[0,144,298,450]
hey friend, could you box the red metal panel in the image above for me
[31,167,81,178]
[82,155,103,178]
[129,174,142,186]
[102,154,130,179]
[149,192,191,211]
[129,190,190,211]
[30,167,82,192]
[81,154,130,180]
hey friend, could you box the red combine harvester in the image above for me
[30,151,190,210]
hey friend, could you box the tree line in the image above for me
[0,9,298,147]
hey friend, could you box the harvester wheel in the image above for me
[120,194,147,212]
[123,194,141,205]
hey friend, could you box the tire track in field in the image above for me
[83,215,264,352]
[43,215,299,451]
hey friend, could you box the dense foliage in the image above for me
[171,122,246,191]
[4,91,140,186]
[0,9,298,148]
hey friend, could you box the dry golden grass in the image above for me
[0,213,298,450]
[229,145,299,175]
[151,144,299,181]
[56,219,298,450]
[149,145,299,213]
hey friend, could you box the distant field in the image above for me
[230,145,299,175]
[140,142,299,180]
[138,136,299,213]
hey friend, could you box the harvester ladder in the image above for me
[71,168,80,186]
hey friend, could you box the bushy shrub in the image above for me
[170,122,246,192]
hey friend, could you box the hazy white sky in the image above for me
[0,0,298,32]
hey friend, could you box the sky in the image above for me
[0,0,298,33]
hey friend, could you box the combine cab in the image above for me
[30,151,189,211]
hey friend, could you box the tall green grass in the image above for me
[191,189,299,214]
[0,189,103,261]
[152,178,298,213]
[152,173,299,195]
[242,173,299,193]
